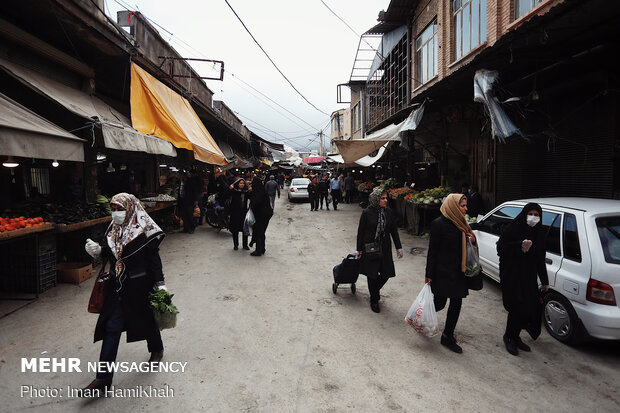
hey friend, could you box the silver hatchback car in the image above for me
[472,198,620,344]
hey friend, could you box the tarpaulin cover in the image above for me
[336,102,425,163]
[0,57,176,157]
[130,63,226,165]
[474,69,523,142]
[328,143,388,167]
[0,92,85,161]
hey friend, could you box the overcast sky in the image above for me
[104,0,389,152]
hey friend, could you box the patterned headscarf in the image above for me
[106,193,163,263]
[368,187,387,242]
[439,193,473,272]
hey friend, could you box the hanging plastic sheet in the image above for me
[474,69,524,142]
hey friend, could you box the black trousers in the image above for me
[319,192,329,209]
[97,296,163,380]
[254,233,266,254]
[232,231,248,248]
[309,194,319,210]
[367,274,389,303]
[345,189,355,203]
[331,190,341,209]
[504,311,522,339]
[434,295,462,338]
[180,200,195,232]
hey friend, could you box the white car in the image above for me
[288,178,311,202]
[472,198,620,344]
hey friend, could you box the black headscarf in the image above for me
[497,202,546,258]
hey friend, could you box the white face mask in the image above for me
[111,211,126,225]
[526,215,540,227]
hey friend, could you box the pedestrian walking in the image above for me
[318,174,330,210]
[344,172,355,204]
[308,175,319,211]
[229,178,249,251]
[329,174,342,210]
[356,187,403,313]
[467,184,485,219]
[249,176,273,256]
[265,175,280,210]
[425,193,477,353]
[497,203,550,356]
[179,170,203,234]
[83,193,167,392]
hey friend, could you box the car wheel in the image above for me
[543,292,582,344]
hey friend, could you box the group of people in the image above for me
[307,172,350,211]
[79,176,547,394]
[357,187,549,356]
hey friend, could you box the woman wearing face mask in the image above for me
[229,178,249,250]
[497,203,550,356]
[83,193,167,392]
[425,194,477,353]
[356,187,403,313]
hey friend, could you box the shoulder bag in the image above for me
[364,241,383,260]
[88,258,111,313]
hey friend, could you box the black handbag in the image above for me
[364,242,382,260]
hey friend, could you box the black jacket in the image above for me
[95,231,165,343]
[425,215,468,298]
[250,184,273,237]
[229,189,248,233]
[356,206,402,279]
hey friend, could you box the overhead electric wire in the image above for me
[223,0,329,116]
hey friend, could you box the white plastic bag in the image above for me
[465,239,482,277]
[405,283,439,337]
[243,210,256,236]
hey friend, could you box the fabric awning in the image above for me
[214,138,235,161]
[302,156,326,164]
[0,92,85,161]
[327,143,388,167]
[130,63,226,165]
[0,57,176,157]
[336,101,425,163]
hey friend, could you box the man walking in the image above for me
[265,175,280,210]
[318,174,330,210]
[329,174,342,210]
[344,172,356,204]
[308,175,319,211]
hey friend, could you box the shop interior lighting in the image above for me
[52,160,59,168]
[352,169,355,172]
[159,164,167,167]
[120,164,127,171]
[2,156,19,168]
[106,162,115,173]
[96,153,107,162]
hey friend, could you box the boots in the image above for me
[440,334,463,354]
[503,335,519,356]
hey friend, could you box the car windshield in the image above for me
[292,179,310,186]
[596,216,620,265]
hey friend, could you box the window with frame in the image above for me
[545,213,562,255]
[563,213,582,262]
[415,21,438,87]
[353,104,360,132]
[515,0,545,20]
[454,0,487,60]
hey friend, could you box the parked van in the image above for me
[472,198,620,344]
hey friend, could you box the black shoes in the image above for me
[370,302,380,313]
[82,378,112,396]
[243,246,250,250]
[516,337,531,352]
[234,246,239,250]
[149,350,164,363]
[440,334,463,353]
[250,251,262,256]
[503,336,519,356]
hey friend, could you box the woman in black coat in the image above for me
[83,193,167,391]
[425,193,477,353]
[229,178,249,250]
[356,188,403,313]
[249,176,273,256]
[497,202,550,356]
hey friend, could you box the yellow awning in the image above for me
[130,63,227,165]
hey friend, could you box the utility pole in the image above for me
[318,130,323,156]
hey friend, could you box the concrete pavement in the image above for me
[1,194,619,412]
